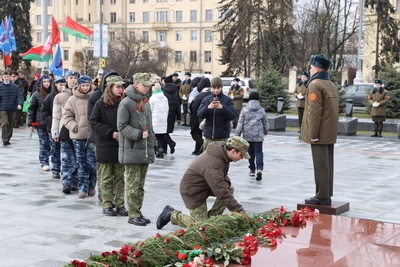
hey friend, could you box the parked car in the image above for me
[341,83,374,105]
[220,77,257,101]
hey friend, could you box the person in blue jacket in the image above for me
[197,77,236,150]
[0,70,23,146]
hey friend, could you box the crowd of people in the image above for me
[1,53,383,226]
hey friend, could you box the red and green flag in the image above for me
[21,46,51,61]
[62,16,92,39]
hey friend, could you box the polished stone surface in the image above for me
[1,127,400,266]
[251,214,400,266]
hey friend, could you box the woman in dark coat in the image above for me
[162,75,181,154]
[89,75,128,217]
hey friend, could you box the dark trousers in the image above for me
[298,107,304,130]
[155,133,167,153]
[248,142,264,172]
[190,125,203,153]
[311,144,334,199]
[0,111,16,142]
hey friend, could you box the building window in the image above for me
[190,10,197,22]
[175,31,182,42]
[37,15,42,25]
[63,32,69,41]
[142,31,149,42]
[205,30,213,42]
[111,0,116,4]
[130,0,135,3]
[129,12,135,23]
[64,50,69,61]
[175,51,182,62]
[176,11,182,22]
[157,0,167,2]
[48,0,53,6]
[157,31,166,42]
[37,32,42,43]
[143,12,149,23]
[190,30,197,42]
[129,31,136,41]
[109,32,115,42]
[76,36,81,42]
[110,12,116,23]
[205,51,211,62]
[36,0,41,7]
[142,50,149,61]
[190,51,197,62]
[205,9,212,21]
[158,50,167,61]
[156,11,168,22]
[143,0,148,3]
[129,51,136,60]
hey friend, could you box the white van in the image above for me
[220,77,257,101]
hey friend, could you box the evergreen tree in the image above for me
[0,0,35,70]
[365,0,400,77]
[255,68,290,113]
[378,65,400,118]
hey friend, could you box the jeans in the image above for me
[72,140,97,193]
[248,142,264,172]
[36,128,50,166]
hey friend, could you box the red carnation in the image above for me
[112,250,118,255]
[271,238,277,246]
[155,233,161,238]
[71,260,80,265]
[144,99,149,102]
[243,246,251,254]
[177,229,185,235]
[135,109,140,112]
[120,248,129,255]
[134,250,141,257]
[137,242,145,246]
[164,237,171,243]
[199,226,205,231]
[101,252,110,257]
[78,263,86,267]
[122,244,129,250]
[177,251,188,260]
[128,246,134,251]
[120,255,128,263]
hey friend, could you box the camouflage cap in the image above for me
[133,73,153,87]
[227,136,250,159]
[106,75,125,85]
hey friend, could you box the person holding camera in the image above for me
[197,77,236,150]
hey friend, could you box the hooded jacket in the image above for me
[197,91,236,139]
[236,100,269,142]
[149,89,169,134]
[163,83,181,133]
[63,87,94,140]
[51,87,73,140]
[180,141,244,212]
[117,85,156,164]
[87,69,118,143]
[28,87,50,130]
[39,83,58,132]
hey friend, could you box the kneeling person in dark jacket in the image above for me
[156,136,250,229]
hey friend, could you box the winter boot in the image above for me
[371,130,378,137]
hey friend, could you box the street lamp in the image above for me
[354,0,364,84]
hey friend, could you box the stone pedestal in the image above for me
[297,201,350,215]
[338,117,358,136]
[267,114,286,131]
[397,123,400,139]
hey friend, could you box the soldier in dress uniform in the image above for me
[228,77,244,129]
[294,72,309,133]
[368,79,390,137]
[300,54,339,206]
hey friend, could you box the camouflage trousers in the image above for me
[203,137,228,151]
[125,164,148,218]
[0,111,16,142]
[98,162,125,209]
[36,128,50,166]
[60,140,78,187]
[48,133,61,175]
[72,140,97,193]
[171,186,235,228]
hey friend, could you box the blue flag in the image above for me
[0,20,11,56]
[49,44,63,76]
[7,15,17,51]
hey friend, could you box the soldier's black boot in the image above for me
[371,130,378,137]
[378,130,383,137]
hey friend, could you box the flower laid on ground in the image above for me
[65,207,318,267]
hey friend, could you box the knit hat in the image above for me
[374,79,383,85]
[133,73,153,86]
[106,75,125,85]
[211,77,222,88]
[65,70,80,78]
[54,76,66,84]
[227,136,250,159]
[34,74,40,79]
[310,54,332,70]
[191,77,202,88]
[249,91,260,101]
[185,72,191,77]
[77,75,92,85]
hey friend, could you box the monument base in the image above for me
[297,201,350,215]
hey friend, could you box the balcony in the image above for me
[151,22,170,31]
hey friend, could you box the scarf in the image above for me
[306,71,330,88]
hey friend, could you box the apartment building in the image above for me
[30,0,226,76]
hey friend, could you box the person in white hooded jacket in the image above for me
[149,83,169,158]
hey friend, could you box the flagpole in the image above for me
[42,0,49,68]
